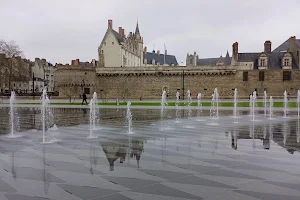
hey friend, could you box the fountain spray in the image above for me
[126,101,133,134]
[9,91,20,138]
[283,90,288,118]
[264,91,267,117]
[269,96,273,119]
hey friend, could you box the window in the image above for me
[259,71,265,81]
[243,71,248,81]
[112,42,114,45]
[284,58,289,66]
[104,42,106,45]
[101,50,104,53]
[84,88,90,94]
[297,51,299,56]
[19,84,21,87]
[260,59,265,66]
[283,71,292,81]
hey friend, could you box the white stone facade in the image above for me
[31,58,56,92]
[98,20,143,68]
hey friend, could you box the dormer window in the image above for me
[284,59,289,66]
[282,52,292,69]
[258,53,268,69]
[260,59,265,66]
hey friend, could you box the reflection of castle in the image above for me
[227,120,300,153]
[100,137,144,171]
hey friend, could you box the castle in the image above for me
[54,19,300,100]
[97,20,178,68]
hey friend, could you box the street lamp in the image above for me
[32,72,35,100]
[182,70,185,101]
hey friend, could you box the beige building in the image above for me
[31,58,56,93]
[54,59,96,101]
[97,19,178,68]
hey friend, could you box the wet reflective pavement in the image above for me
[0,108,300,199]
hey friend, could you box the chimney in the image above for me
[129,32,133,38]
[108,19,113,29]
[157,50,160,54]
[35,58,40,62]
[232,42,238,61]
[122,28,125,37]
[264,40,272,54]
[119,27,122,35]
[144,46,147,53]
[71,60,76,65]
[42,58,46,62]
[165,50,167,55]
[75,59,80,65]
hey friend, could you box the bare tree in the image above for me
[118,77,131,102]
[0,40,24,92]
[62,85,79,103]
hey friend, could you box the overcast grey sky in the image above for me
[0,0,299,65]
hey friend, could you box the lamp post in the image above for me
[32,72,35,100]
[182,70,185,101]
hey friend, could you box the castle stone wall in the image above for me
[95,69,300,99]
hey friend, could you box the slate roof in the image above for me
[79,62,94,67]
[111,29,124,44]
[272,38,300,52]
[272,39,290,52]
[296,39,300,47]
[197,58,219,65]
[144,51,178,66]
[135,24,140,34]
[197,52,231,65]
[238,53,261,62]
[238,52,298,69]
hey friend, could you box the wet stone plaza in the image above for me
[0,106,300,200]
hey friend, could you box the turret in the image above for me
[134,20,143,66]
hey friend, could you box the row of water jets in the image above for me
[8,88,300,141]
[9,89,56,143]
[164,88,300,124]
[88,92,134,138]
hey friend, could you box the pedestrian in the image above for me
[81,92,88,105]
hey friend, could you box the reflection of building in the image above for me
[228,120,300,153]
[100,137,144,171]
